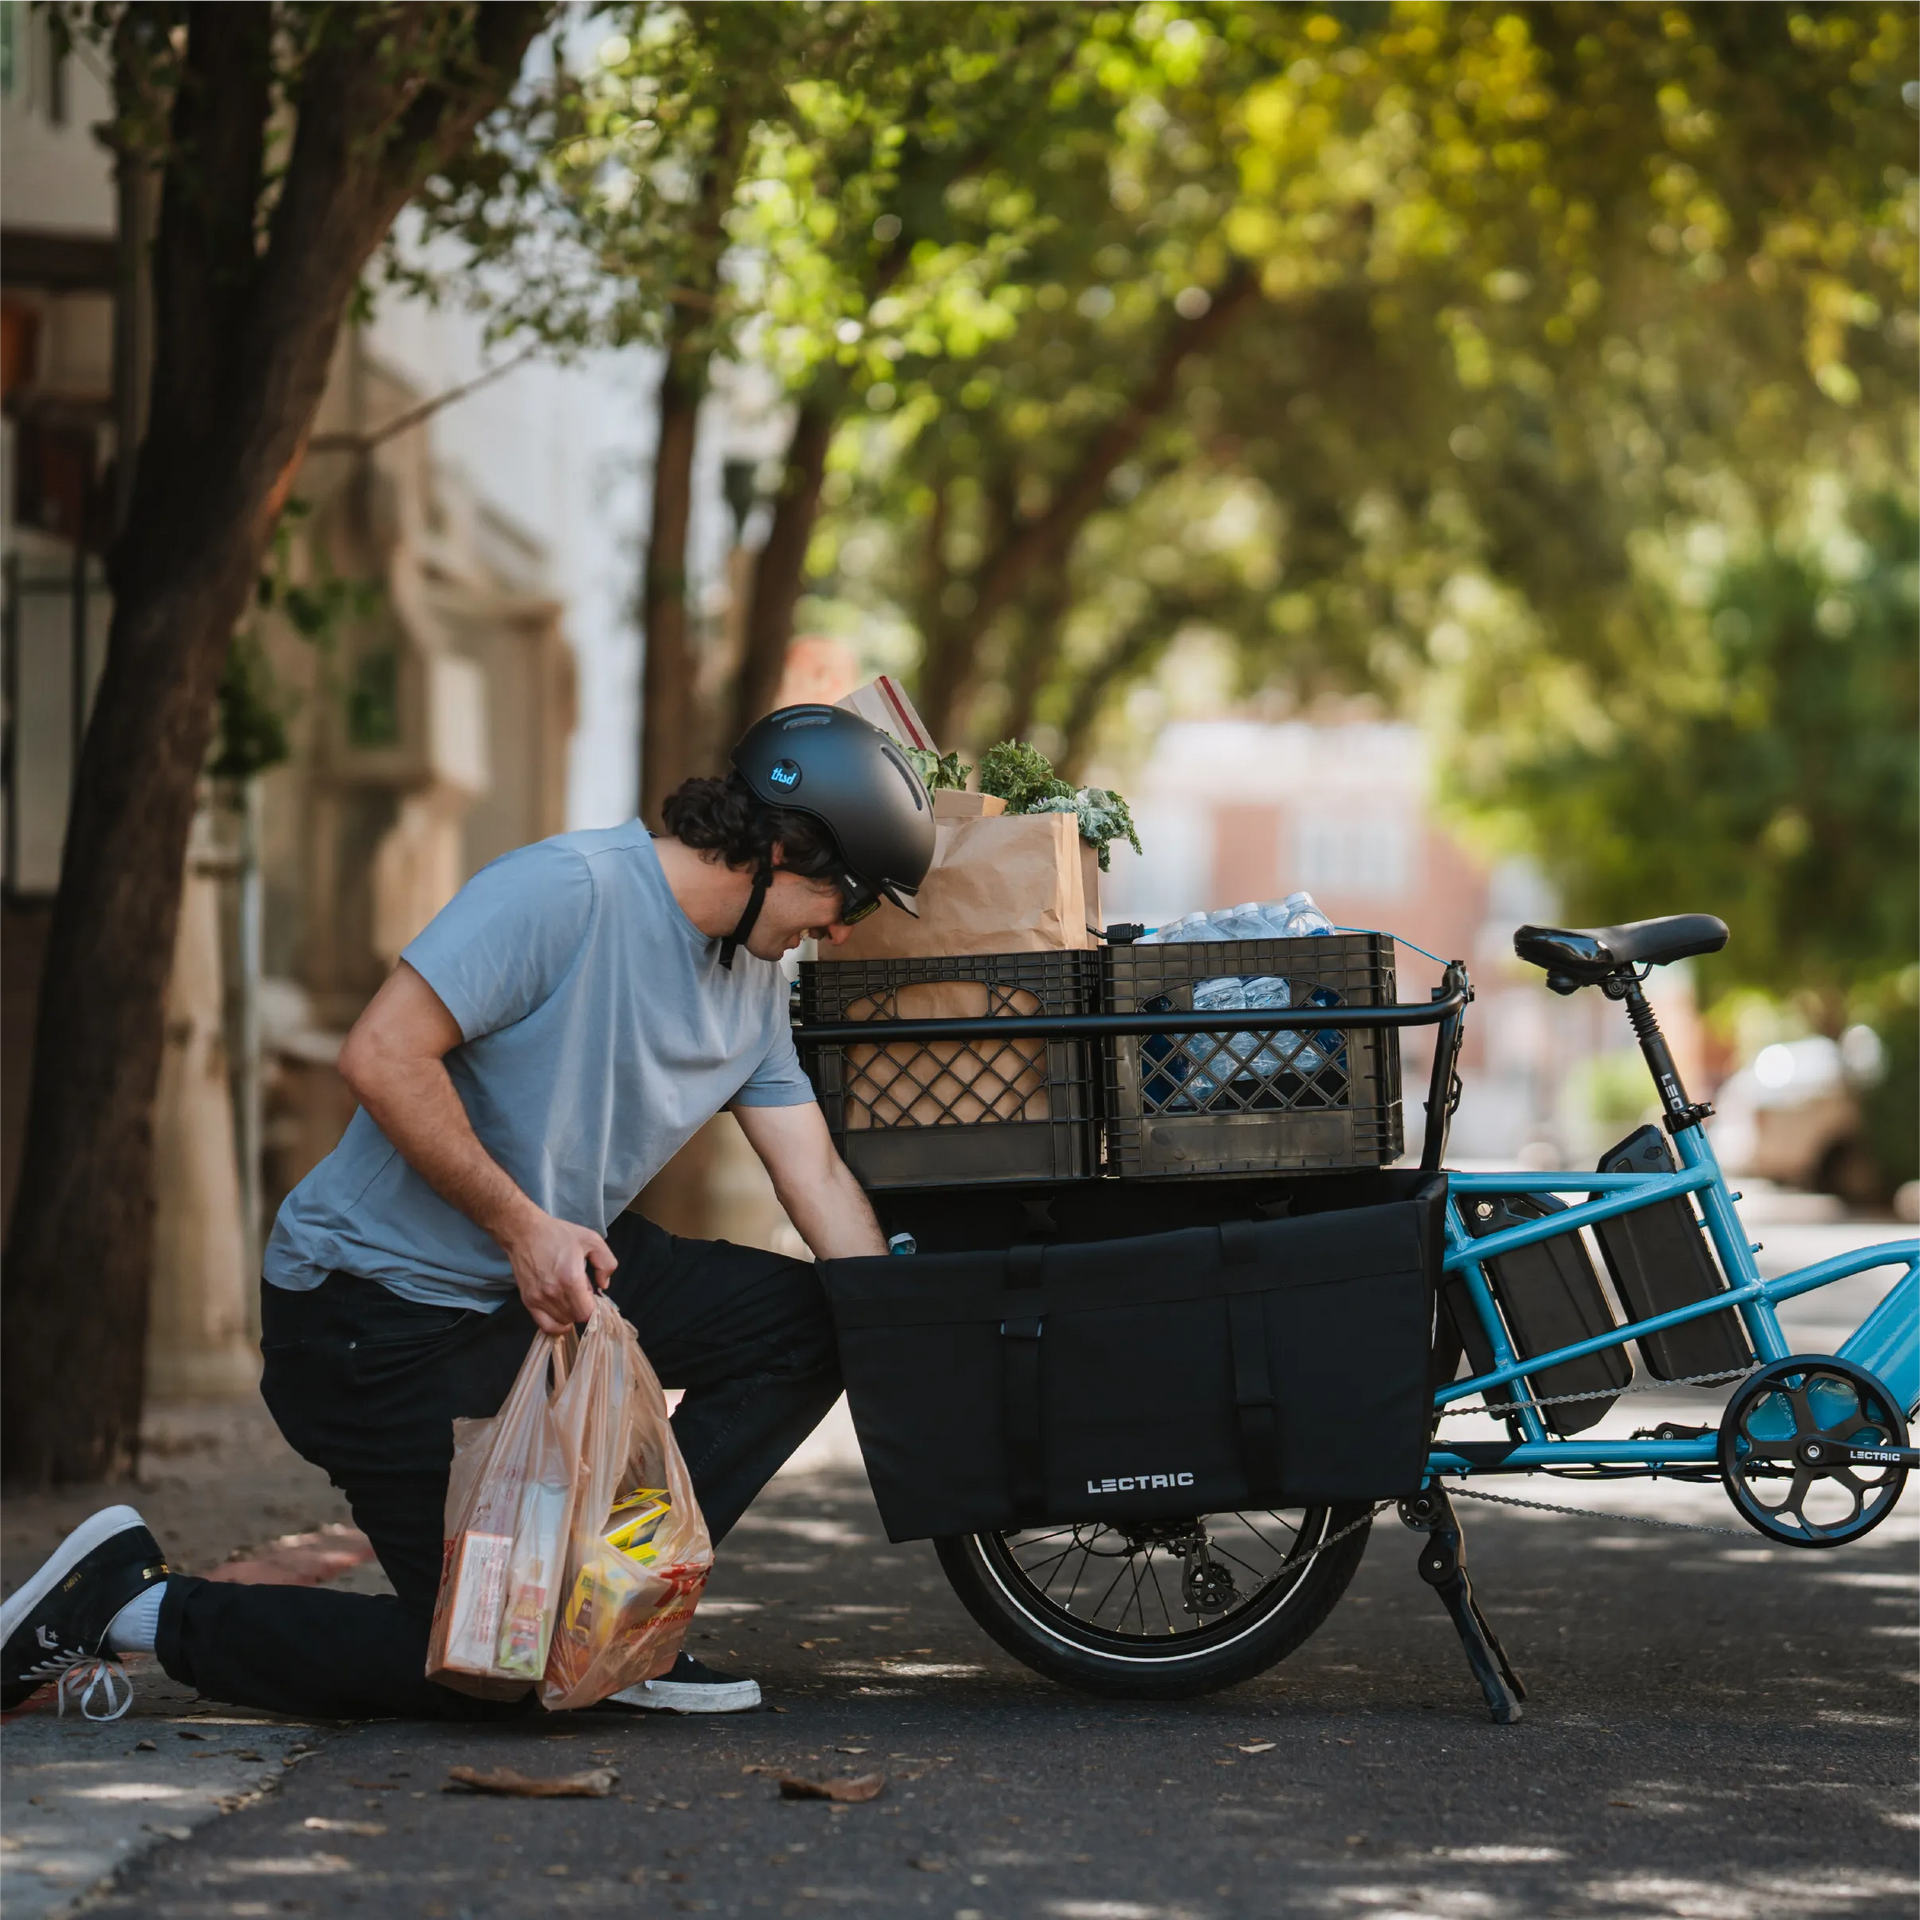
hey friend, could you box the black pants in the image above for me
[153,1214,841,1721]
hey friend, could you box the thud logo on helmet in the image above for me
[768,758,803,791]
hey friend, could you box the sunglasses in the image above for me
[839,881,885,926]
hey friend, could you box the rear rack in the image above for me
[795,963,1472,1175]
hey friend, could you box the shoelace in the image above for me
[56,1657,133,1721]
[15,1646,136,1722]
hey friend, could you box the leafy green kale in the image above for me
[979,740,1142,869]
[977,739,1074,812]
[900,743,973,792]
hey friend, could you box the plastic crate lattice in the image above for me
[798,951,1098,1188]
[1104,933,1403,1178]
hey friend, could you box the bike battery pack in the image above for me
[1591,1125,1754,1382]
[1449,1193,1632,1436]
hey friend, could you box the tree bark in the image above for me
[916,468,1017,746]
[639,323,706,826]
[636,98,745,821]
[727,380,839,742]
[2,2,545,1488]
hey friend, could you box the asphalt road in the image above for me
[57,1222,1920,1918]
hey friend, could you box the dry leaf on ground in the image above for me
[776,1772,886,1803]
[443,1765,619,1799]
[1237,1742,1276,1754]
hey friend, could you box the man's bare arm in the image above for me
[337,962,613,1334]
[729,1101,888,1259]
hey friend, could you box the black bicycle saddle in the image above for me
[1513,914,1728,985]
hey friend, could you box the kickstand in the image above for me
[1398,1486,1527,1724]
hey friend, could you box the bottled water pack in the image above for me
[1137,892,1339,1096]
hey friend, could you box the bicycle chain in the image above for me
[1433,1363,1758,1421]
[1252,1500,1396,1582]
[1445,1483,1754,1538]
[1226,1371,1761,1577]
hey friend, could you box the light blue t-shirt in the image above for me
[264,823,815,1309]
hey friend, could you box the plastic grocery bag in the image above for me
[540,1298,713,1710]
[427,1328,577,1698]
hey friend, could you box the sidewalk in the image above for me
[1,1399,371,1917]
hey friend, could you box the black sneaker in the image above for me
[607,1651,762,1713]
[1,1505,169,1711]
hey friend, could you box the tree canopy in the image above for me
[414,1,1914,1033]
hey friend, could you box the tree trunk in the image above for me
[635,95,746,822]
[998,572,1073,747]
[1,3,544,1488]
[729,381,838,741]
[1057,608,1179,781]
[639,326,707,827]
[917,272,1261,746]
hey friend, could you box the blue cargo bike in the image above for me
[796,912,1919,1721]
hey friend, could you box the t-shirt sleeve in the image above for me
[401,841,595,1042]
[731,1009,818,1108]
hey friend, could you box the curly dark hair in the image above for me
[660,772,842,879]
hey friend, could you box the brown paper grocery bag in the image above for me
[836,811,1095,959]
[841,981,1049,1128]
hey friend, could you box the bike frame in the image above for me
[1431,1126,1920,1478]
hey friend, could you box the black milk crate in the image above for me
[1102,932,1402,1178]
[797,952,1100,1189]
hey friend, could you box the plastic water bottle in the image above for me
[1188,976,1248,1099]
[1139,912,1198,945]
[1241,973,1298,1077]
[887,1232,917,1256]
[1209,901,1275,940]
[1278,890,1334,936]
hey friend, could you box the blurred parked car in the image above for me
[1710,1031,1885,1201]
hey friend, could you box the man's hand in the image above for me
[499,1205,616,1336]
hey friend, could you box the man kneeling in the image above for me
[3,708,932,1721]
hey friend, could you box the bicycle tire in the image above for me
[936,1504,1372,1699]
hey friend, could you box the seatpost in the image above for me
[1608,973,1712,1133]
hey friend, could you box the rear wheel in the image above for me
[936,1504,1372,1699]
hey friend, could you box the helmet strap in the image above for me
[718,854,775,970]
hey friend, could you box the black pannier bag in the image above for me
[823,1177,1446,1543]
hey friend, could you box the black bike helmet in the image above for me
[721,705,936,963]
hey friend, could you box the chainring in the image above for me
[1717,1355,1910,1548]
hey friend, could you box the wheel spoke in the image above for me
[1087,1555,1134,1623]
[1208,1539,1274,1584]
[1151,1554,1177,1634]
[1016,1542,1085,1583]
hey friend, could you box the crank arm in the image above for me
[1801,1441,1920,1470]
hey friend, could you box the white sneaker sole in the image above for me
[607,1675,763,1714]
[0,1505,149,1648]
